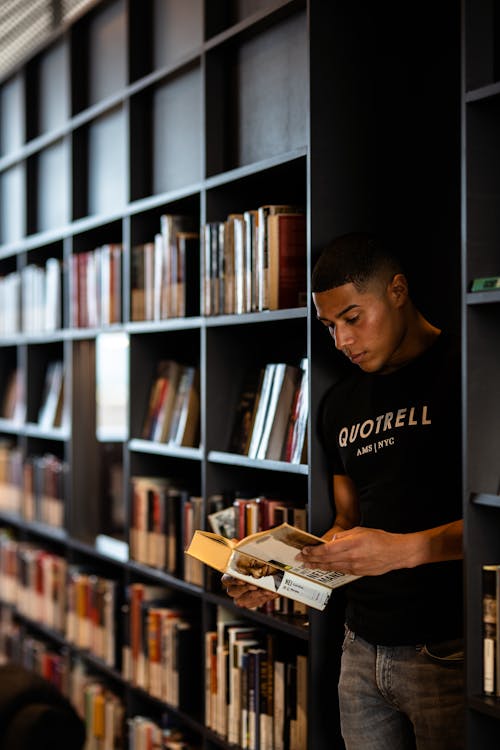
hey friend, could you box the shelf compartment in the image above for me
[25,38,70,141]
[466,304,500,494]
[71,0,127,114]
[466,96,500,283]
[129,63,202,201]
[0,162,26,245]
[73,105,127,220]
[27,139,71,235]
[205,316,306,455]
[0,72,25,158]
[26,341,65,426]
[205,7,307,176]
[129,327,201,445]
[464,0,500,93]
[130,0,203,82]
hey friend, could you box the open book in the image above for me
[185,522,359,611]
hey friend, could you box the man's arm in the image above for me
[321,474,360,540]
[297,478,463,577]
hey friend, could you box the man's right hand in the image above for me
[221,573,279,609]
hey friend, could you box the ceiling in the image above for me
[0,0,95,82]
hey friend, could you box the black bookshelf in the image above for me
[0,1,464,748]
[463,1,500,746]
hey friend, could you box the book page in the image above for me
[235,523,359,589]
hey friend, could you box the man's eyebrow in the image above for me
[317,304,359,323]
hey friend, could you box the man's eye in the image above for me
[345,316,359,325]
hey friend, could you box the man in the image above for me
[223,232,464,750]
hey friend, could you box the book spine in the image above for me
[483,565,499,695]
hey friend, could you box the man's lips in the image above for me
[349,351,365,365]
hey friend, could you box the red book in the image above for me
[267,213,306,310]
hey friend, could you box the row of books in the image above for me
[0,536,119,666]
[0,608,69,693]
[131,214,199,322]
[0,618,195,750]
[0,537,203,719]
[70,243,123,328]
[206,606,307,750]
[202,204,306,317]
[141,360,200,447]
[127,715,194,750]
[68,658,197,749]
[75,661,194,749]
[207,492,306,541]
[0,536,68,633]
[229,358,308,464]
[0,202,306,334]
[122,582,199,710]
[0,443,67,527]
[483,563,500,696]
[66,568,119,668]
[69,662,125,750]
[130,475,203,584]
[0,258,62,336]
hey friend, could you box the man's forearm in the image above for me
[404,519,463,568]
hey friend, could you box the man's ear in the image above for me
[388,273,408,307]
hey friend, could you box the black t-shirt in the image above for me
[320,332,463,645]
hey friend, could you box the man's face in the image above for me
[312,279,406,374]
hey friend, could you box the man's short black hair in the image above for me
[311,232,404,294]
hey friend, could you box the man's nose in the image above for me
[333,325,353,351]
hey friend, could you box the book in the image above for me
[482,564,500,696]
[256,363,302,461]
[283,357,309,464]
[44,257,62,331]
[151,360,183,443]
[185,522,360,611]
[167,365,200,447]
[267,212,307,310]
[256,205,304,311]
[141,360,181,441]
[131,243,153,321]
[159,214,195,318]
[228,367,265,455]
[246,363,277,459]
[470,276,500,292]
[37,361,64,430]
[243,209,259,312]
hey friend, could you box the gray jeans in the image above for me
[339,628,465,750]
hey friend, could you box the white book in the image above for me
[247,363,277,459]
[255,362,288,460]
